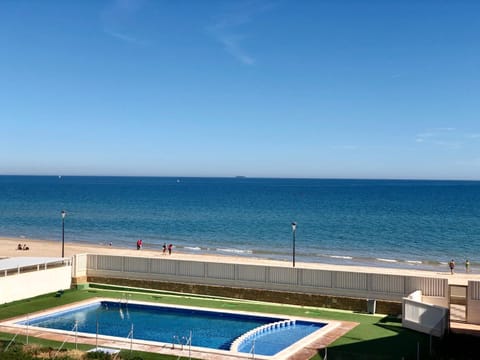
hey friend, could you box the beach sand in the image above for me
[1,236,479,286]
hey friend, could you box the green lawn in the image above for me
[0,284,467,359]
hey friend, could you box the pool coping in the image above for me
[0,297,358,360]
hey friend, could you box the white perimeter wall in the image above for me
[0,266,71,304]
[75,254,449,304]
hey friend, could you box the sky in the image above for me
[0,0,479,180]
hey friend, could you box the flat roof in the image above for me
[0,257,66,272]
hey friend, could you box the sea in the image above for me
[1,175,480,272]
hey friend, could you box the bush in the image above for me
[85,350,114,359]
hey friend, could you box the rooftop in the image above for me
[0,257,66,272]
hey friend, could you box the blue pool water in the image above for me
[20,301,326,356]
[237,320,325,356]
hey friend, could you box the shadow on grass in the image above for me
[315,315,480,360]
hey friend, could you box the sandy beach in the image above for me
[2,236,479,286]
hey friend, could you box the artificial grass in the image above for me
[0,285,446,360]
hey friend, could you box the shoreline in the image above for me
[2,236,480,286]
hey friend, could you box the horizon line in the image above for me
[0,174,479,182]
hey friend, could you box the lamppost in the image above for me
[61,210,66,257]
[291,222,297,268]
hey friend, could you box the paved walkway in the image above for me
[450,321,480,336]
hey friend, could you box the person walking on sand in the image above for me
[449,259,455,274]
[168,243,172,255]
[466,259,470,273]
[163,243,167,255]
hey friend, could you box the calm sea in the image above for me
[1,176,479,272]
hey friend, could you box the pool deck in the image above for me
[0,298,359,360]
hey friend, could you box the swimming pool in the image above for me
[6,298,341,359]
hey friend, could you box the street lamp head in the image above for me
[291,222,297,232]
[61,210,66,219]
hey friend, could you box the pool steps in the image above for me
[229,319,296,352]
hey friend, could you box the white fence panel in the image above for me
[178,261,205,277]
[206,263,235,280]
[336,272,367,290]
[371,274,405,294]
[406,277,446,297]
[151,259,177,275]
[467,281,480,324]
[269,267,297,285]
[470,281,480,300]
[80,255,450,304]
[124,257,150,273]
[87,254,98,270]
[301,269,332,288]
[238,265,266,282]
[96,255,123,271]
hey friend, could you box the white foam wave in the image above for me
[330,255,353,260]
[184,246,201,251]
[217,248,253,254]
[406,260,422,264]
[377,258,398,263]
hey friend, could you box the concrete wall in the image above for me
[74,254,449,305]
[0,266,71,304]
[402,291,449,337]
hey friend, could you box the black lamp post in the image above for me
[61,210,66,257]
[291,222,297,267]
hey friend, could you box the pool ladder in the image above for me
[172,331,192,360]
[229,319,296,352]
[118,293,131,320]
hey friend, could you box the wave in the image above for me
[217,248,253,255]
[329,255,353,260]
[376,258,398,263]
[406,260,422,264]
[184,246,201,251]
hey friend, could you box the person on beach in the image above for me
[136,239,143,250]
[163,243,167,254]
[466,259,470,273]
[449,259,455,274]
[168,243,172,255]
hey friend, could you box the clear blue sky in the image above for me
[1,0,479,179]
